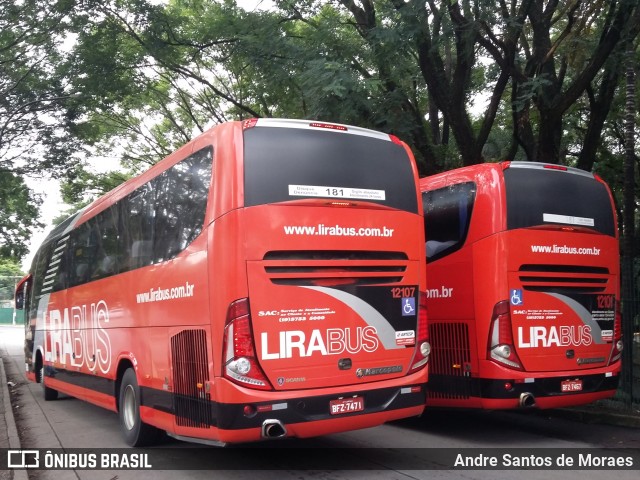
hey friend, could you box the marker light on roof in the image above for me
[309,122,348,131]
[243,118,259,130]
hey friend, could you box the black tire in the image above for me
[37,363,58,401]
[118,368,162,446]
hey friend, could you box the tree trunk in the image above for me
[575,59,621,172]
[535,110,563,163]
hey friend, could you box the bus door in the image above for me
[422,180,479,400]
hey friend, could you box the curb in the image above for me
[1,347,29,480]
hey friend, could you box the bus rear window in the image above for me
[504,166,616,236]
[243,127,419,214]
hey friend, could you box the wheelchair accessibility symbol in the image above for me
[510,289,523,306]
[402,297,416,316]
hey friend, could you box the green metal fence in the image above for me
[612,257,639,411]
[0,308,15,325]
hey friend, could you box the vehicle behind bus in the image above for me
[16,118,430,446]
[420,161,621,409]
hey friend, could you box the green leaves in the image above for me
[0,172,42,259]
[1,0,639,263]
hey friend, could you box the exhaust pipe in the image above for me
[519,392,536,408]
[262,419,287,439]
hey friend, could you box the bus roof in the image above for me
[505,161,596,179]
[420,161,598,188]
[249,118,396,142]
[48,119,405,245]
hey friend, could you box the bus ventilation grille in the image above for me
[263,250,408,286]
[171,329,213,428]
[428,322,472,400]
[518,264,609,294]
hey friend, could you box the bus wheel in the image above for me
[37,364,58,401]
[119,368,162,446]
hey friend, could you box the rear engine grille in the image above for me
[263,250,408,286]
[171,329,212,428]
[518,264,610,294]
[428,322,472,400]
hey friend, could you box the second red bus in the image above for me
[420,161,621,409]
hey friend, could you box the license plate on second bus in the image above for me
[330,396,364,415]
[561,380,583,392]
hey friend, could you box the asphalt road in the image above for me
[1,325,639,480]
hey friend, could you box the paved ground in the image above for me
[1,325,638,479]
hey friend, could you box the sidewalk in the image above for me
[0,345,28,480]
[548,403,640,429]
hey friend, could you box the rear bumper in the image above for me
[478,372,619,400]
[427,371,619,409]
[142,374,427,443]
[215,382,426,431]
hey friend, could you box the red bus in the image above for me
[419,161,621,410]
[15,118,430,446]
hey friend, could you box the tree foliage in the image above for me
[0,172,41,258]
[0,0,638,261]
[58,1,640,173]
[0,0,83,259]
[0,256,24,303]
[0,0,81,176]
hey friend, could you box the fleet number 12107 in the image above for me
[392,287,415,299]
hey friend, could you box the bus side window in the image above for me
[423,182,476,262]
[15,277,30,311]
[68,222,97,288]
[28,242,55,318]
[15,286,24,310]
[91,205,120,281]
[124,185,155,270]
[153,147,213,263]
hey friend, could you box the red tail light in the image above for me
[223,298,272,390]
[409,292,431,372]
[487,300,523,370]
[609,300,623,364]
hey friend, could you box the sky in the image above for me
[22,177,64,270]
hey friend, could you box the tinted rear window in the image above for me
[504,167,615,236]
[243,127,418,213]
